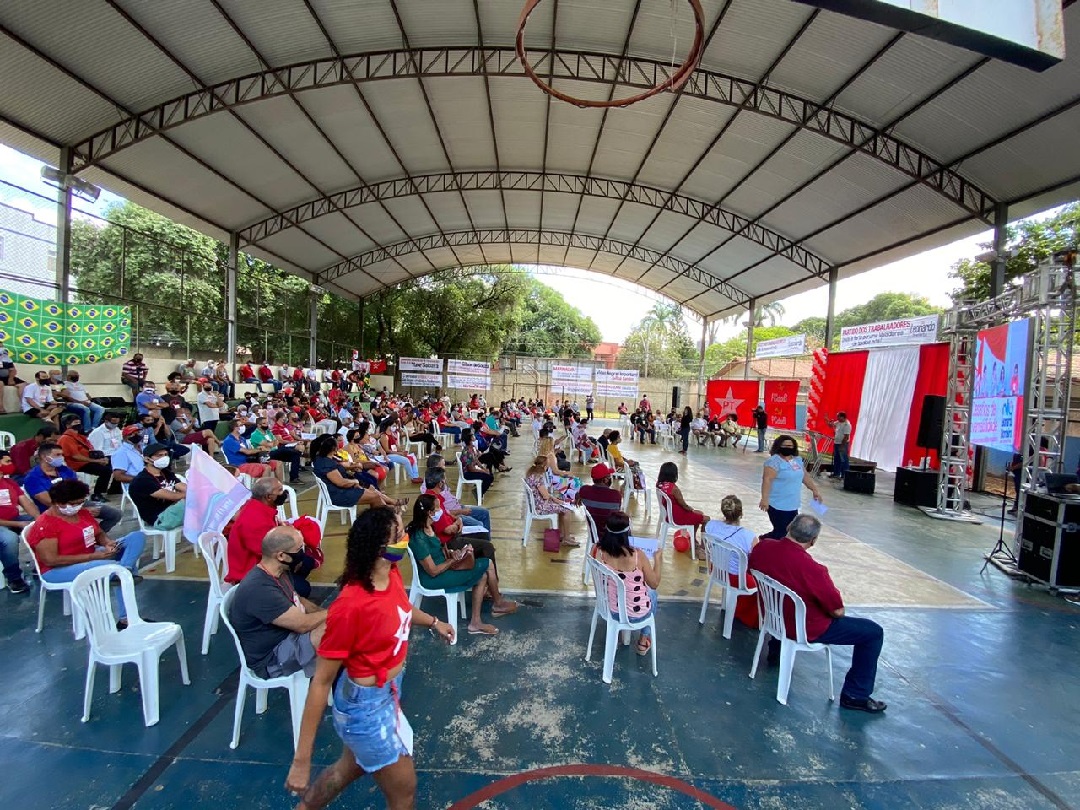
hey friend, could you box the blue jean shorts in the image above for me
[332,672,409,773]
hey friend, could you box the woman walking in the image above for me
[678,406,693,454]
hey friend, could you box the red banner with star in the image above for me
[763,380,799,431]
[706,379,760,426]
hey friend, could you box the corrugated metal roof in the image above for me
[2,0,1079,319]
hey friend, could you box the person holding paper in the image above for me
[286,508,455,807]
[595,510,661,657]
[759,435,823,539]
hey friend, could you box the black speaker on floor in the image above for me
[671,385,680,410]
[916,395,946,450]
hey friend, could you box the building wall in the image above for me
[0,202,57,298]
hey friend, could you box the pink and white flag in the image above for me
[182,445,251,544]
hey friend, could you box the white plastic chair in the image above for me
[404,545,466,646]
[521,477,560,546]
[405,433,427,461]
[313,475,357,527]
[0,430,15,450]
[621,476,652,518]
[656,423,677,451]
[220,586,310,750]
[455,452,483,505]
[119,481,137,519]
[133,504,184,574]
[276,483,299,523]
[22,525,84,638]
[582,510,600,585]
[584,556,657,684]
[198,531,232,655]
[700,532,758,638]
[71,564,190,726]
[656,487,699,560]
[748,570,835,706]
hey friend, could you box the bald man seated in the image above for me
[227,526,327,679]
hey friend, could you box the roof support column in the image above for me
[226,232,238,382]
[824,266,839,349]
[53,147,73,308]
[744,299,756,381]
[309,287,319,367]
[698,317,709,409]
[358,297,365,357]
[991,202,1009,298]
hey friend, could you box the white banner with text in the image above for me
[400,371,443,388]
[839,314,939,351]
[550,364,594,383]
[446,373,489,390]
[755,334,807,359]
[595,368,640,384]
[398,357,443,373]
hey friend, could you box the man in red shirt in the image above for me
[238,362,256,383]
[575,463,623,528]
[0,450,37,592]
[227,477,316,597]
[10,424,58,477]
[748,513,886,713]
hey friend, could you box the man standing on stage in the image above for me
[828,412,852,480]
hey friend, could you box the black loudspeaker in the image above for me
[916,395,946,449]
[843,469,876,495]
[671,385,680,410]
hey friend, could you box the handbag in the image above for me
[447,547,475,570]
[543,528,561,553]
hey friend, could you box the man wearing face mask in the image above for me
[227,526,327,679]
[58,370,105,430]
[136,411,190,461]
[0,450,38,593]
[196,381,225,433]
[120,352,148,398]
[57,414,113,503]
[135,381,165,420]
[227,478,316,596]
[21,371,64,427]
[88,414,124,462]
[111,425,150,485]
[128,443,187,530]
[22,442,122,532]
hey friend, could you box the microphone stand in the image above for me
[982,469,1018,573]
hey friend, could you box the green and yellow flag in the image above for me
[0,290,131,365]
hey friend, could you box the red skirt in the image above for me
[730,570,760,629]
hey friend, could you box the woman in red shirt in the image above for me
[286,508,453,808]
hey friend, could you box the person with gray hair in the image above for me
[749,513,887,714]
[227,525,327,680]
[422,455,492,533]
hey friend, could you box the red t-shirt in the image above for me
[0,477,26,521]
[239,364,254,379]
[226,499,280,584]
[258,365,274,382]
[748,538,843,641]
[318,566,413,686]
[27,511,100,574]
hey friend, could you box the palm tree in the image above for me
[720,301,786,328]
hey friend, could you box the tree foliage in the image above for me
[503,278,602,358]
[790,292,942,351]
[950,203,1080,302]
[618,302,698,378]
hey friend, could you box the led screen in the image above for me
[970,319,1031,453]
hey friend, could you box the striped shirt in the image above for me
[121,359,147,381]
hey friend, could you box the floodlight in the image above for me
[40,165,101,202]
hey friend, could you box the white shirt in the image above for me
[21,382,53,411]
[834,420,852,444]
[691,417,707,430]
[88,423,123,456]
[62,380,91,403]
[306,368,318,380]
[197,390,222,422]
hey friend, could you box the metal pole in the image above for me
[54,147,73,374]
[226,232,238,382]
[744,298,756,380]
[697,317,708,408]
[824,266,839,349]
[358,297,365,357]
[990,202,1009,298]
[309,286,319,365]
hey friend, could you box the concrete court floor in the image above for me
[2,421,1079,809]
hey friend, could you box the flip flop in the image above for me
[467,624,499,635]
[492,601,518,616]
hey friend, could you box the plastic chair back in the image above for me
[220,586,256,673]
[587,556,629,624]
[656,487,676,524]
[71,563,137,643]
[706,533,752,592]
[522,477,539,516]
[752,570,810,646]
[198,531,230,599]
[276,484,299,522]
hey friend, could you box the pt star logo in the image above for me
[712,387,745,416]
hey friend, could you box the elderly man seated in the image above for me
[129,443,186,530]
[57,369,105,431]
[21,370,64,426]
[575,462,623,528]
[717,413,741,448]
[227,526,327,680]
[749,513,887,714]
[690,410,710,445]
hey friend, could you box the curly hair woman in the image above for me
[286,507,454,810]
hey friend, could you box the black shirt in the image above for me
[129,468,181,525]
[754,409,768,429]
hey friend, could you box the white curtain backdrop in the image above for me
[851,346,921,470]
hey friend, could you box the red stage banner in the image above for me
[763,380,799,431]
[706,379,760,426]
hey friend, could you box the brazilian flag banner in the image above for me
[0,290,131,366]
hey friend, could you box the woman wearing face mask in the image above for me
[309,434,406,511]
[25,479,147,627]
[759,434,823,539]
[405,494,515,636]
[285,508,454,808]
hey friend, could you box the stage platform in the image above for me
[2,421,1078,809]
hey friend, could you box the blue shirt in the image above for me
[112,442,146,479]
[222,434,252,466]
[135,392,164,416]
[23,465,76,511]
[765,455,806,511]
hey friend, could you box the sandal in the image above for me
[467,623,499,636]
[561,536,581,548]
[636,635,651,656]
[492,600,518,616]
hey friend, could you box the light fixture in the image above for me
[40,165,101,202]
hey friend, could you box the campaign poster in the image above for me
[763,380,800,430]
[970,319,1030,452]
[705,379,761,426]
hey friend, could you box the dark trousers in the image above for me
[833,442,850,478]
[447,533,496,575]
[409,431,440,454]
[464,469,494,494]
[79,461,113,497]
[814,617,884,701]
[679,427,690,452]
[269,447,302,480]
[764,506,798,539]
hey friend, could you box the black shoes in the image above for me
[839,695,887,713]
[6,578,29,594]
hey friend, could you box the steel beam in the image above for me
[237,170,829,277]
[318,229,750,311]
[68,46,998,221]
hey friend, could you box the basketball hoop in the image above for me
[515,0,706,109]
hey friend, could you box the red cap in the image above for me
[590,462,615,481]
[122,425,141,437]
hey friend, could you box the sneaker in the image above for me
[6,578,29,594]
[90,494,108,503]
